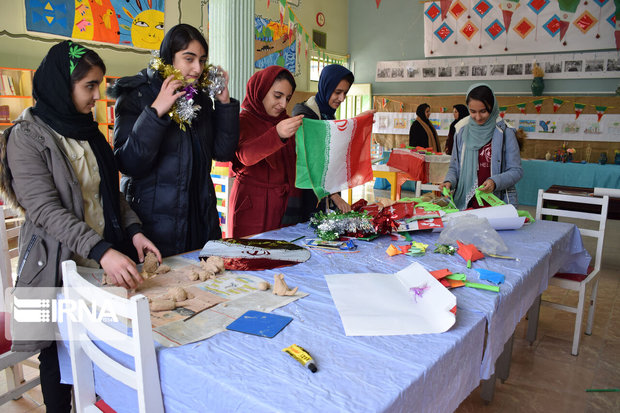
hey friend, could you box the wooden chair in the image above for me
[62,260,164,413]
[528,189,609,356]
[0,206,40,405]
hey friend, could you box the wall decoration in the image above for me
[316,12,325,26]
[424,0,617,56]
[376,50,619,82]
[24,0,165,49]
[254,15,297,73]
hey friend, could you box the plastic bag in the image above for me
[436,214,508,254]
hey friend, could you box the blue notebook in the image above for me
[226,310,293,338]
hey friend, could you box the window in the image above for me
[309,51,349,82]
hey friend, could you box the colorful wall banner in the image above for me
[424,0,617,57]
[25,0,165,49]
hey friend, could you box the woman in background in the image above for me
[111,24,239,257]
[440,84,523,209]
[409,103,440,151]
[445,103,469,155]
[1,40,160,412]
[229,65,303,238]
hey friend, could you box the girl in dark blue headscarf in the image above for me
[283,65,355,225]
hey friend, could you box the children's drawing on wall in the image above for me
[583,123,602,135]
[538,120,557,133]
[561,121,581,134]
[393,118,408,129]
[25,0,165,49]
[254,16,297,74]
[518,120,537,133]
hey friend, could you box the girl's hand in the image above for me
[330,194,351,213]
[276,115,304,139]
[214,67,231,104]
[478,179,496,193]
[439,181,452,193]
[100,249,143,289]
[132,233,162,263]
[151,75,185,117]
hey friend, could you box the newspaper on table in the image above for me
[79,255,307,347]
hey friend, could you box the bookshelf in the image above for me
[94,76,119,145]
[0,67,34,130]
[211,161,235,237]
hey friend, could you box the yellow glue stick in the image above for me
[282,344,317,373]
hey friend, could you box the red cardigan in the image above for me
[229,110,296,238]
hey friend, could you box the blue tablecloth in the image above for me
[57,220,587,413]
[516,160,620,206]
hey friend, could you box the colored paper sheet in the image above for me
[226,310,293,338]
[325,262,457,336]
[442,204,525,230]
[476,269,505,284]
[430,268,452,279]
[386,244,402,256]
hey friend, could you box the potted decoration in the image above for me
[531,63,544,96]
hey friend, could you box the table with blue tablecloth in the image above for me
[516,159,620,206]
[57,220,588,413]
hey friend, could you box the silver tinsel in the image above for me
[315,216,375,238]
[174,96,201,127]
[206,66,226,97]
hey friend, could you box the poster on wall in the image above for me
[376,51,620,82]
[374,111,620,142]
[254,15,297,74]
[423,0,617,57]
[24,0,165,49]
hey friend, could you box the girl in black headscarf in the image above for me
[445,104,469,155]
[0,40,160,412]
[409,103,440,152]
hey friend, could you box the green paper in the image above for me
[446,273,466,281]
[464,281,500,292]
[517,210,535,222]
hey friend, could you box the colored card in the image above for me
[226,310,293,338]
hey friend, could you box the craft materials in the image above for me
[486,253,519,261]
[289,235,305,243]
[305,239,356,250]
[585,388,619,392]
[434,244,456,255]
[282,344,317,373]
[309,210,375,240]
[476,269,506,284]
[226,310,292,338]
[456,240,484,268]
[409,284,430,302]
[199,239,311,270]
[273,273,298,296]
[464,281,500,293]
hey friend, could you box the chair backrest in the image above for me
[0,206,23,310]
[61,260,164,413]
[536,189,609,273]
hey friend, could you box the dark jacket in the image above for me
[0,108,142,351]
[110,69,239,257]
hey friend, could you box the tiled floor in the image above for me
[1,185,618,412]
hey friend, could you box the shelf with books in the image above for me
[94,76,119,144]
[0,67,34,129]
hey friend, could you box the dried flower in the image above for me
[532,63,544,78]
[567,148,576,154]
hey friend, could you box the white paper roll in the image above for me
[593,187,620,198]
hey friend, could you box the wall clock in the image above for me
[316,12,325,27]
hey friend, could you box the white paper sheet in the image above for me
[325,263,456,336]
[442,204,525,230]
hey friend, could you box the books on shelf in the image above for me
[0,75,17,96]
[107,105,114,122]
[0,105,9,123]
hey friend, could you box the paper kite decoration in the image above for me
[456,240,484,268]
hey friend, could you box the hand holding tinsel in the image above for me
[207,66,227,99]
[149,51,220,130]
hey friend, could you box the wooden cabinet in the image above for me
[0,67,34,130]
[94,76,119,144]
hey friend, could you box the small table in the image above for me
[544,185,620,220]
[372,164,410,200]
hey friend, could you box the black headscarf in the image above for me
[31,40,125,247]
[446,104,469,154]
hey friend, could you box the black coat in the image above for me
[110,69,239,257]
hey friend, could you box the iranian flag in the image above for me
[295,114,374,199]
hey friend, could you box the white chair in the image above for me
[62,260,164,413]
[529,188,609,356]
[0,205,40,405]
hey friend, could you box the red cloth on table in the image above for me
[386,149,427,181]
